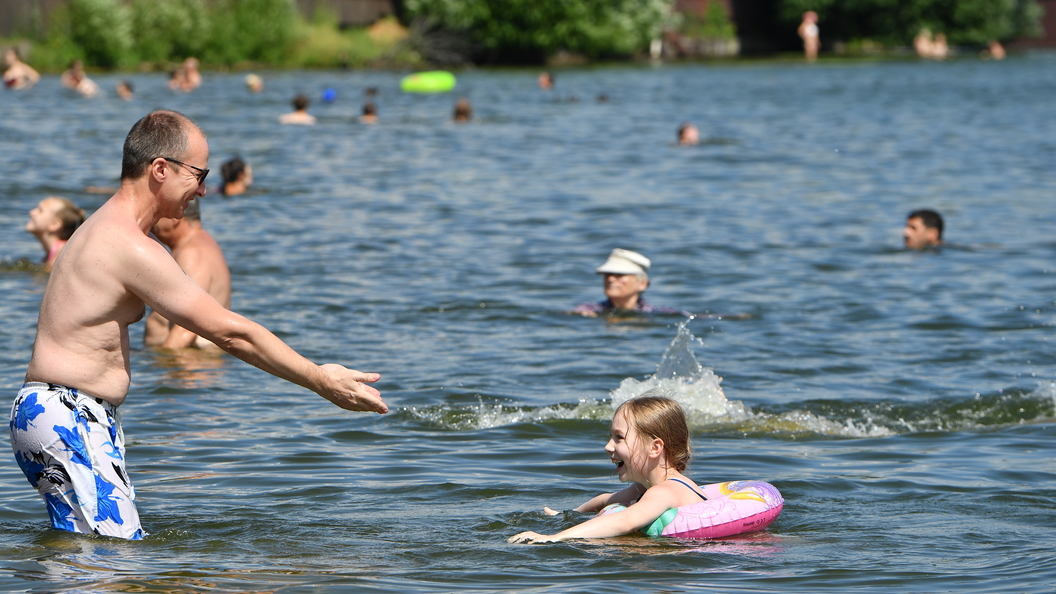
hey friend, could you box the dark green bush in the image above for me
[204,0,300,64]
[130,0,211,63]
[403,0,674,63]
[68,0,134,67]
[778,0,1043,46]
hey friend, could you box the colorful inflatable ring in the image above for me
[400,71,456,93]
[601,480,783,539]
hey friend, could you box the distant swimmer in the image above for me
[116,80,134,100]
[10,109,385,540]
[25,196,86,272]
[279,94,317,125]
[903,209,944,249]
[3,48,40,90]
[678,122,700,146]
[244,73,263,93]
[453,98,473,123]
[538,71,554,90]
[573,249,688,317]
[60,60,99,98]
[798,11,820,62]
[361,101,378,124]
[219,157,253,196]
[168,57,202,92]
[144,200,231,349]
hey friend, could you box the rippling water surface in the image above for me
[2,54,1056,593]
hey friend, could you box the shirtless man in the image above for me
[10,110,385,540]
[143,200,231,349]
[3,48,40,90]
[279,94,316,125]
[61,60,99,98]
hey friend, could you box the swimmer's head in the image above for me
[220,157,252,195]
[292,94,310,111]
[26,196,85,240]
[453,98,472,122]
[121,110,203,181]
[615,392,690,473]
[803,11,818,22]
[678,122,700,145]
[904,208,944,249]
[362,101,377,116]
[244,73,263,93]
[596,248,651,303]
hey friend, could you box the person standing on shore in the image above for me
[798,12,820,62]
[10,110,385,540]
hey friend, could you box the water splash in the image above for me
[400,320,1055,437]
[610,317,746,422]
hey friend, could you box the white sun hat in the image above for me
[595,249,651,275]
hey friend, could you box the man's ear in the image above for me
[150,158,168,182]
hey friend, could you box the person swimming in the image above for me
[24,196,86,272]
[509,394,707,543]
[219,157,253,197]
[573,249,687,317]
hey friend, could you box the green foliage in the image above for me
[403,0,675,62]
[204,0,299,64]
[683,3,737,41]
[129,0,211,63]
[67,0,134,67]
[778,0,1043,46]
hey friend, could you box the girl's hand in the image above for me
[542,507,559,516]
[508,531,560,544]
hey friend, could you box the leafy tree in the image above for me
[67,0,134,67]
[130,0,211,63]
[778,0,1043,46]
[403,0,674,63]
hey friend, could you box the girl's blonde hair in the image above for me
[616,392,691,472]
[51,197,86,240]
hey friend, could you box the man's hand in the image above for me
[317,364,387,413]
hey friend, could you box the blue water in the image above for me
[1,53,1055,593]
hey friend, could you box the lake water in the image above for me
[1,53,1055,593]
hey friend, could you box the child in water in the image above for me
[508,394,705,543]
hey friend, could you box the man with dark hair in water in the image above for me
[219,157,252,196]
[11,110,385,540]
[903,209,944,249]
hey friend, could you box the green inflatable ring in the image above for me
[401,71,457,93]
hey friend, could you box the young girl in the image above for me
[25,196,86,272]
[508,394,705,543]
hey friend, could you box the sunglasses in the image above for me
[160,157,209,185]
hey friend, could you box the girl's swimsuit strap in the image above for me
[670,477,707,500]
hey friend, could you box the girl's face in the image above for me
[26,198,62,237]
[605,408,647,482]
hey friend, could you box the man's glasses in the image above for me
[160,157,209,185]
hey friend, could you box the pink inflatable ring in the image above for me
[602,480,784,539]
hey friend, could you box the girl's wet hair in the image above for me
[616,392,691,472]
[53,197,86,240]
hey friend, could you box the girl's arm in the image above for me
[543,483,644,515]
[510,483,677,544]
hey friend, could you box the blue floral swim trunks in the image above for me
[10,382,144,540]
